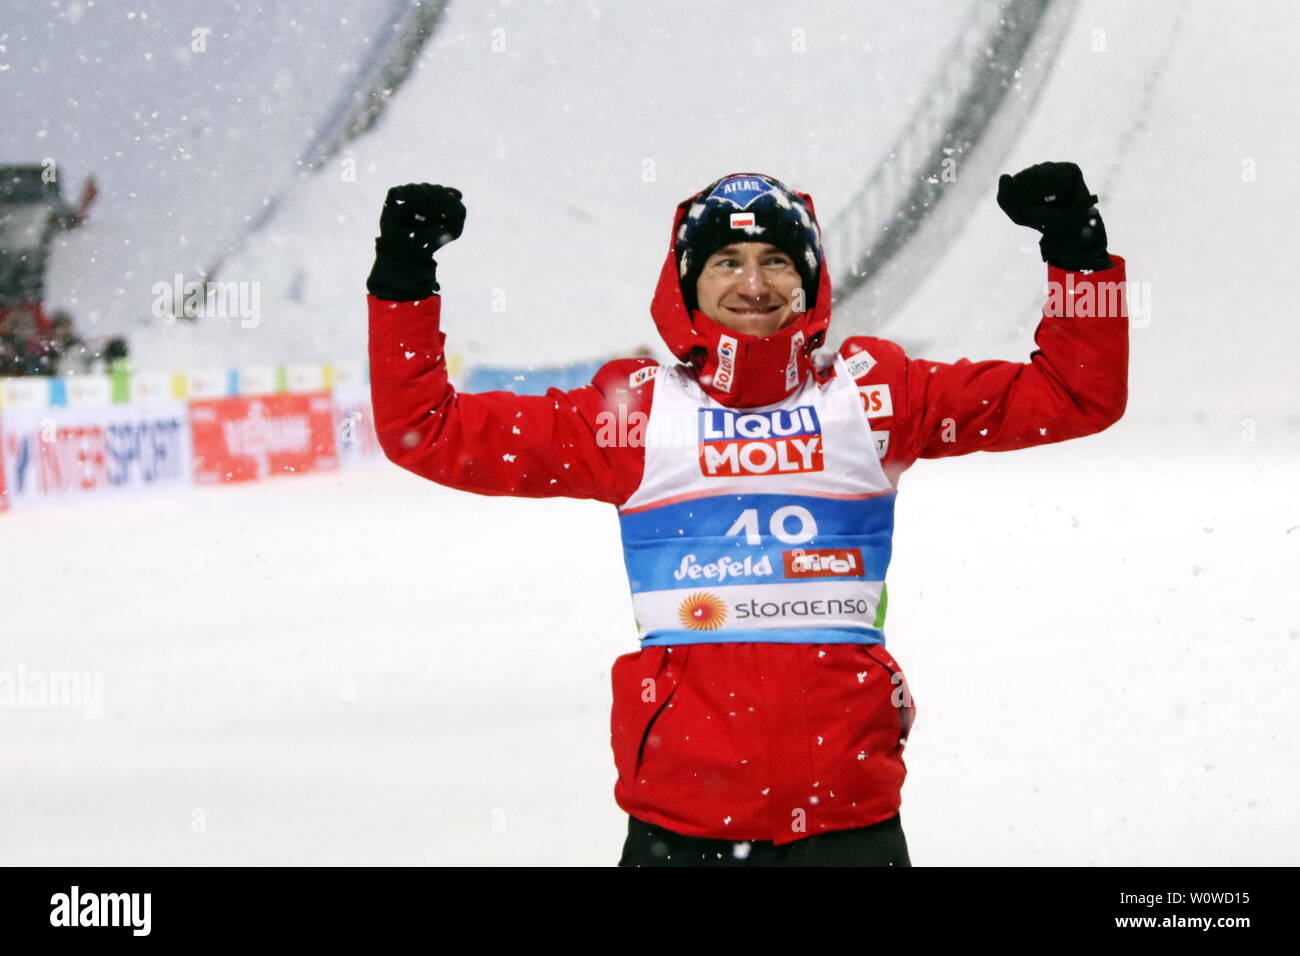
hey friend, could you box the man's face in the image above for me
[694,242,804,337]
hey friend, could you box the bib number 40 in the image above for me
[725,505,818,545]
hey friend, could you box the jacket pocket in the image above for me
[610,648,684,788]
[864,645,916,749]
[635,685,678,774]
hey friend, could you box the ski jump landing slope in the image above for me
[136,0,973,371]
[5,0,420,339]
[864,0,1300,442]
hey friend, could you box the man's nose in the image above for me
[736,261,771,295]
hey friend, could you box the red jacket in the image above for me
[368,236,1128,844]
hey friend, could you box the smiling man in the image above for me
[694,243,802,336]
[366,168,1129,866]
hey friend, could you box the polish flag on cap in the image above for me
[729,212,755,229]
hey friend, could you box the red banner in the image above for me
[189,393,338,484]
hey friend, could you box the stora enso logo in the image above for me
[698,406,824,477]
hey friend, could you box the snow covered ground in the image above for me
[3,434,1295,865]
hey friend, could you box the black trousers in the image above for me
[618,813,911,867]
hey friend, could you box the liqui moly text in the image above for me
[698,405,823,476]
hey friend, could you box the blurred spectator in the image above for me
[0,303,45,375]
[44,309,85,373]
[0,164,97,376]
[103,336,129,373]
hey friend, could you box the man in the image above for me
[0,167,97,363]
[366,166,1128,866]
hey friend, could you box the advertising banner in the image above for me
[0,401,192,509]
[188,392,338,484]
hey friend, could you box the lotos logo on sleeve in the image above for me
[859,383,893,417]
[698,406,823,476]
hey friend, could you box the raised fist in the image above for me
[368,183,466,300]
[377,183,466,263]
[997,162,1112,271]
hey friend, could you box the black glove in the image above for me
[366,183,466,300]
[997,162,1112,271]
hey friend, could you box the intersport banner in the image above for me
[0,401,192,510]
[0,389,382,512]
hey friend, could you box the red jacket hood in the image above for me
[649,181,833,408]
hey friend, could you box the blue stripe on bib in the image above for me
[620,492,895,594]
[641,626,885,647]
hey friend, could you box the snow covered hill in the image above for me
[6,0,426,337]
[126,0,973,370]
[866,0,1300,440]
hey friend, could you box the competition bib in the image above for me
[617,355,895,646]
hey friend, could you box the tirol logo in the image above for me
[714,334,738,393]
[708,175,775,210]
[699,406,823,477]
[783,547,865,578]
[678,592,728,630]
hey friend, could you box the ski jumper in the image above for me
[367,184,1129,845]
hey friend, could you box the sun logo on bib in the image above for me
[678,592,728,630]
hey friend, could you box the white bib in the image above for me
[618,355,896,646]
